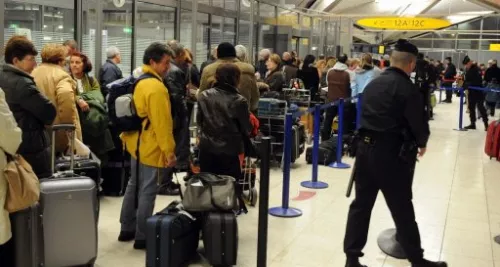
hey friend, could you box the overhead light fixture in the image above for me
[457,11,494,15]
[58,25,63,29]
[447,15,476,24]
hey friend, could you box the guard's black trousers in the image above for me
[344,137,424,263]
[468,90,488,125]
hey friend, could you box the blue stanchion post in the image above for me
[329,98,351,169]
[269,113,302,218]
[301,105,328,189]
[454,87,468,132]
[356,94,362,130]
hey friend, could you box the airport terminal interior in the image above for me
[2,0,500,266]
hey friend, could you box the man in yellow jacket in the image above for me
[118,42,177,250]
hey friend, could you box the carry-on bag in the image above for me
[202,212,238,266]
[146,201,200,267]
[9,204,42,267]
[305,136,338,165]
[182,173,236,212]
[41,124,99,267]
[55,155,101,191]
[485,120,500,159]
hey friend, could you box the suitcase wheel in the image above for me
[250,188,258,207]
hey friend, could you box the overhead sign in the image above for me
[357,17,451,30]
[490,44,500,51]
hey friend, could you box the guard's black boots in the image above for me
[411,259,448,267]
[345,257,367,267]
[464,124,476,130]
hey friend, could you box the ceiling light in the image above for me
[58,25,63,29]
[447,15,476,24]
[457,11,494,15]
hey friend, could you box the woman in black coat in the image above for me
[0,36,56,178]
[264,54,285,92]
[298,54,320,98]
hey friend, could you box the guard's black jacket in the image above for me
[360,67,430,148]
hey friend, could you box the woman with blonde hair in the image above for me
[265,53,285,92]
[32,44,82,154]
[352,53,381,97]
[316,59,328,88]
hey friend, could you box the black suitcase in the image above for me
[9,204,43,267]
[146,202,200,267]
[101,160,130,196]
[202,212,238,266]
[306,137,337,165]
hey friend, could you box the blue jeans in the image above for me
[120,159,166,241]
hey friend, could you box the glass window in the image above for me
[211,15,223,49]
[135,2,176,69]
[196,13,210,67]
[223,18,236,44]
[102,0,133,77]
[258,3,276,53]
[225,0,237,11]
[180,9,192,50]
[212,0,224,8]
[82,0,99,76]
[4,1,74,64]
[240,0,251,14]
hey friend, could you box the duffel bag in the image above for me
[182,173,236,212]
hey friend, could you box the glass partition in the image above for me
[196,13,210,67]
[258,3,276,53]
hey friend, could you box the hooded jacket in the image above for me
[0,64,56,177]
[197,82,252,156]
[352,66,382,97]
[199,57,260,112]
[0,88,22,245]
[327,62,351,103]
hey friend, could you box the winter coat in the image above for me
[0,64,56,177]
[120,65,176,168]
[298,66,320,93]
[199,57,260,112]
[74,74,114,158]
[485,64,500,84]
[197,83,252,156]
[352,66,381,97]
[282,64,298,87]
[32,63,82,153]
[265,68,285,92]
[99,60,123,97]
[0,88,22,245]
[327,62,351,103]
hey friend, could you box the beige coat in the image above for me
[32,63,82,153]
[0,88,22,245]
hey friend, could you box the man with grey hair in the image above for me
[256,48,271,79]
[343,40,445,267]
[235,45,249,63]
[99,46,123,96]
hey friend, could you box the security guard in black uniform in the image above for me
[343,40,447,267]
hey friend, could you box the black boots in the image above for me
[464,124,476,130]
[345,258,367,267]
[412,259,448,267]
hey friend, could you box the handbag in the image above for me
[3,153,40,213]
[182,173,236,212]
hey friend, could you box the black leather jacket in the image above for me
[0,64,56,175]
[163,63,188,131]
[197,83,252,156]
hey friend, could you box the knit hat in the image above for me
[462,55,471,65]
[217,42,237,58]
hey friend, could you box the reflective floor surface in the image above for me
[96,99,500,267]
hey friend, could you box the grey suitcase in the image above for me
[10,204,43,267]
[41,124,99,266]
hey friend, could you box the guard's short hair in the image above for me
[390,51,416,66]
[106,46,120,59]
[4,35,38,64]
[143,42,174,65]
[215,63,241,87]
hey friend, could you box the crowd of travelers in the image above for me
[0,33,499,261]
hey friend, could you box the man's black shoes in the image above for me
[133,240,146,250]
[464,124,476,130]
[345,258,367,267]
[118,231,135,242]
[412,259,447,267]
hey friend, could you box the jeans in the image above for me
[120,159,167,241]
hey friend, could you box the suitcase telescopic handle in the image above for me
[51,124,76,175]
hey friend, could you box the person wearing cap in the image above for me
[199,42,259,112]
[343,40,446,267]
[442,57,457,103]
[462,56,488,130]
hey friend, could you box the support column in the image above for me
[74,0,83,48]
[339,17,353,56]
[0,0,4,48]
[95,0,103,76]
[191,0,198,63]
[131,0,138,71]
[248,0,255,63]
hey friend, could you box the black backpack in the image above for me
[107,74,158,132]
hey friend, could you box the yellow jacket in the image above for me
[121,65,175,168]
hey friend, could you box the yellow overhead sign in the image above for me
[357,17,451,30]
[490,44,500,51]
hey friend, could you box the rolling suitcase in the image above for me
[146,201,200,267]
[485,120,500,159]
[42,124,99,267]
[9,204,42,267]
[202,212,238,266]
[55,155,101,192]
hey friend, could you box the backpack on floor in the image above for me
[106,74,158,132]
[485,120,500,160]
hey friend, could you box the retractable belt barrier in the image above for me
[269,94,362,218]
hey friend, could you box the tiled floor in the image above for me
[96,99,500,267]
